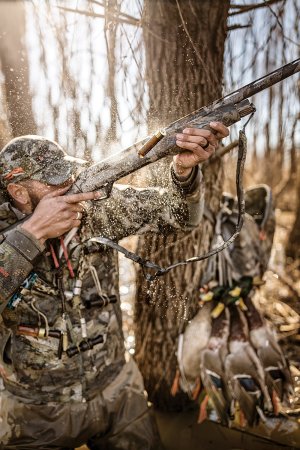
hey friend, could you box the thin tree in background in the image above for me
[0,0,36,140]
[27,0,146,160]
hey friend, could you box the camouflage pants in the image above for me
[0,358,162,450]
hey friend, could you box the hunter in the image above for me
[0,122,228,450]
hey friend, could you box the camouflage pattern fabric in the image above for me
[0,204,45,315]
[0,167,203,448]
[0,358,162,450]
[0,135,86,187]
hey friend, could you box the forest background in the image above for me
[0,1,299,449]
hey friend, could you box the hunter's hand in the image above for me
[173,121,229,178]
[21,187,101,244]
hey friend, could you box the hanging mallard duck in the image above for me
[173,184,293,427]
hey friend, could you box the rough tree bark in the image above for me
[134,0,230,410]
[286,175,300,261]
[286,86,299,260]
[0,0,36,138]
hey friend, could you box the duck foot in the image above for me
[198,394,209,424]
[170,368,180,397]
[192,378,201,400]
[272,388,281,415]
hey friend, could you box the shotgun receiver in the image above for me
[69,58,300,196]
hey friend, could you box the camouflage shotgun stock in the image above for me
[70,58,300,196]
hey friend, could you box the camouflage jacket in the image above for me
[0,166,204,403]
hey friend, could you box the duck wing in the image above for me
[177,302,212,397]
[225,306,271,426]
[200,307,230,424]
[244,294,293,409]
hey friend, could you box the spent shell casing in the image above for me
[138,129,166,157]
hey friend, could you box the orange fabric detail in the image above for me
[60,237,75,278]
[3,167,25,180]
[49,244,60,269]
[0,266,9,277]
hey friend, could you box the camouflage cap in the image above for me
[0,135,87,188]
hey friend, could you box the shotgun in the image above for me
[69,58,300,197]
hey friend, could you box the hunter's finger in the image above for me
[176,140,215,153]
[72,219,81,228]
[181,128,218,147]
[176,132,208,147]
[173,152,198,168]
[65,216,82,226]
[64,191,102,204]
[181,127,216,138]
[43,186,70,199]
[176,142,215,161]
[209,122,229,138]
[71,204,85,213]
[52,209,77,221]
[174,151,208,168]
[73,211,83,221]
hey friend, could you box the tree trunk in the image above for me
[134,0,230,410]
[286,175,300,260]
[0,0,36,137]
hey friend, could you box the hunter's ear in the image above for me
[7,182,31,205]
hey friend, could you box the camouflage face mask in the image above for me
[0,135,87,188]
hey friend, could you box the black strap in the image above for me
[89,236,162,279]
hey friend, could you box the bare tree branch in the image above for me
[230,0,282,8]
[265,1,300,47]
[227,23,251,31]
[56,5,140,27]
[89,0,105,6]
[229,0,285,16]
[89,0,142,24]
[215,140,239,158]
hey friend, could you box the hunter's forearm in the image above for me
[88,164,204,240]
[170,164,204,229]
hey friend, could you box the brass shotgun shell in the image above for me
[138,129,166,157]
